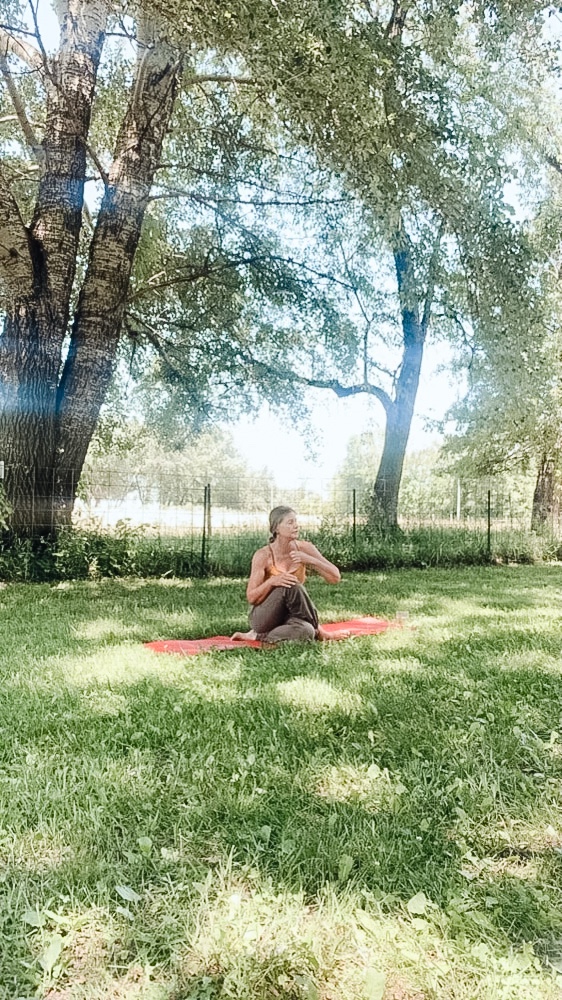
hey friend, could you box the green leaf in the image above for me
[258,824,272,844]
[38,933,63,973]
[406,891,429,915]
[42,909,70,926]
[356,909,379,936]
[115,884,142,903]
[337,853,354,881]
[137,836,153,856]
[365,968,386,1000]
[22,909,44,927]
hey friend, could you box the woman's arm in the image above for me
[246,549,300,605]
[290,541,341,584]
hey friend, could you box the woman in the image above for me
[232,505,344,643]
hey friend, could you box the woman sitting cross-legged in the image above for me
[231,505,347,644]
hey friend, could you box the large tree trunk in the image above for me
[0,295,66,535]
[0,0,107,535]
[373,325,424,529]
[531,456,556,532]
[0,8,180,536]
[370,225,436,530]
[52,26,180,528]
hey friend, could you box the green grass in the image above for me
[2,566,562,998]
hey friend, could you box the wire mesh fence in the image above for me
[3,463,559,535]
[72,467,551,540]
[1,464,553,537]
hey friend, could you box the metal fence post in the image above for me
[31,466,35,536]
[487,489,491,558]
[352,488,356,544]
[200,485,207,576]
[206,482,212,538]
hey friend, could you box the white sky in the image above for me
[227,340,461,488]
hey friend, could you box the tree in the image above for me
[329,432,383,515]
[0,1,186,534]
[207,0,552,527]
[439,61,562,531]
[441,238,562,530]
[82,423,274,512]
[0,0,372,537]
[0,0,551,538]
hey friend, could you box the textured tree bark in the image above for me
[0,0,108,535]
[0,5,180,535]
[531,456,556,531]
[372,313,424,530]
[371,232,431,530]
[53,32,180,526]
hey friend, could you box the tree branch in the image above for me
[26,0,50,71]
[0,167,34,291]
[187,73,255,87]
[421,221,444,335]
[84,141,109,187]
[385,0,409,39]
[0,25,44,73]
[149,186,351,208]
[0,53,43,160]
[544,151,562,176]
[241,353,393,413]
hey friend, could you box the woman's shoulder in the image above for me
[252,544,271,564]
[295,539,317,554]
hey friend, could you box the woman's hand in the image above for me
[290,541,340,584]
[289,549,306,572]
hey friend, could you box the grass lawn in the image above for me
[2,565,562,999]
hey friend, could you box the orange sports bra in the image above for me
[265,543,306,584]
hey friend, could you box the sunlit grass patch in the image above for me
[74,616,147,642]
[276,677,363,714]
[4,829,75,873]
[314,761,406,813]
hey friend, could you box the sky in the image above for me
[227,340,461,488]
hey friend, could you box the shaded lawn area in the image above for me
[1,566,562,999]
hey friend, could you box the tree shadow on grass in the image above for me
[2,564,555,664]
[3,639,562,937]
[3,567,562,994]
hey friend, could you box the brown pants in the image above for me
[250,584,319,643]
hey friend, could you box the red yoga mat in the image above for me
[144,617,399,656]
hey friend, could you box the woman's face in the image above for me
[277,511,299,540]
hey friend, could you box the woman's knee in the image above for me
[266,619,316,643]
[292,620,316,641]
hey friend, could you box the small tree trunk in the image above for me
[531,457,556,531]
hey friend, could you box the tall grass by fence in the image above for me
[0,465,560,581]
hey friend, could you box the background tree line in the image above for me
[0,0,560,538]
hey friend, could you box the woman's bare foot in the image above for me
[230,629,257,641]
[317,625,352,641]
